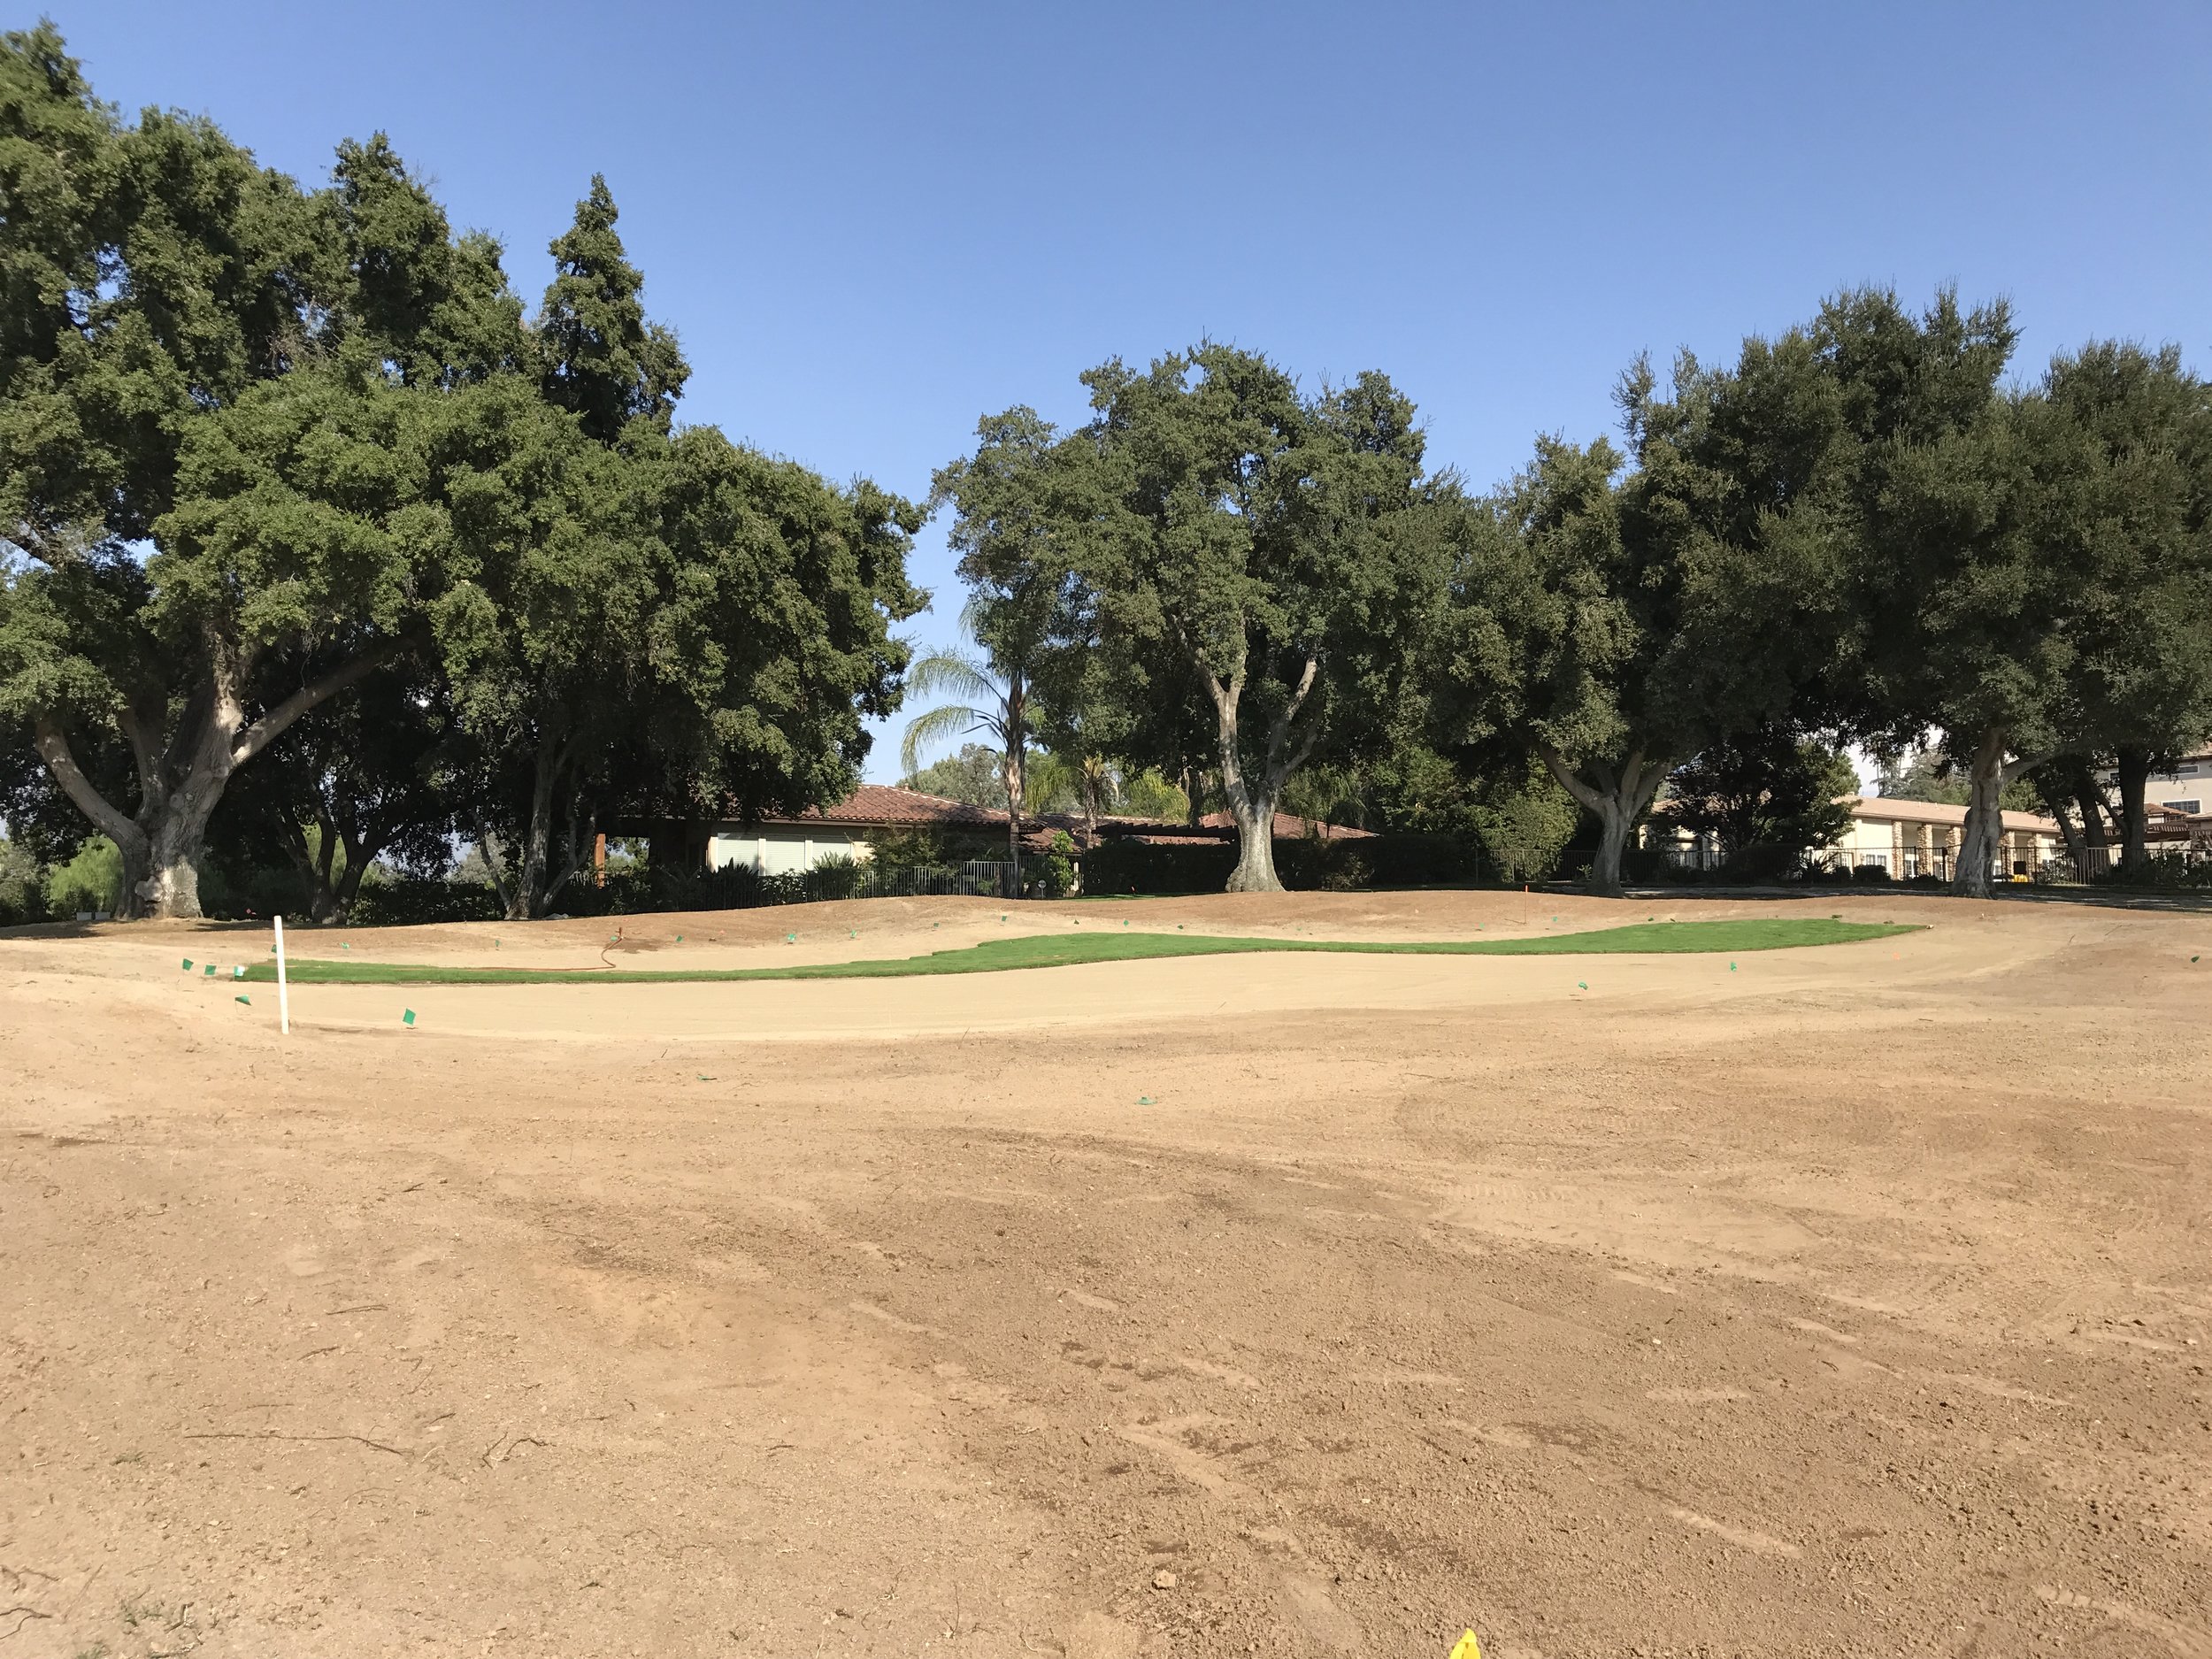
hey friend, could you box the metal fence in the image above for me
[845,860,1020,900]
[2038,844,2209,883]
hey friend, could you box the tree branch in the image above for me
[116,703,163,813]
[230,639,411,769]
[1537,741,1607,818]
[32,719,148,855]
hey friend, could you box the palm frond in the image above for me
[901,701,994,776]
[904,648,1000,708]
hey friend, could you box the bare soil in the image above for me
[4,889,2209,1658]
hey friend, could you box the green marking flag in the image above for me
[180,957,193,971]
[697,1073,716,1080]
[234,995,250,1005]
[786,933,796,944]
[1729,961,1737,972]
[402,1009,417,1026]
[204,964,215,977]
[233,965,245,979]
[1577,980,1587,990]
[675,933,683,942]
[1137,1094,1155,1105]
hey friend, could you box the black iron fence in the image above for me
[850,860,1020,900]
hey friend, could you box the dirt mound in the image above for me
[4,891,2208,1655]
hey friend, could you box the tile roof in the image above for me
[737,785,1371,841]
[766,784,1010,829]
[1194,810,1375,841]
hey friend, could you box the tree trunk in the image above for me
[2073,767,2112,855]
[1225,785,1281,892]
[1539,744,1667,899]
[1004,750,1024,892]
[2040,777,2087,876]
[1589,797,1634,895]
[513,730,563,922]
[310,812,342,922]
[476,822,517,919]
[2115,747,2151,874]
[141,786,223,918]
[28,644,402,920]
[1951,729,2010,899]
[1202,653,1321,895]
[999,672,1025,894]
[330,825,384,921]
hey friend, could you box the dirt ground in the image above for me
[4,889,2209,1658]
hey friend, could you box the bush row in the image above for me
[1076,833,1482,896]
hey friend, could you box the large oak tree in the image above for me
[1065,345,1444,891]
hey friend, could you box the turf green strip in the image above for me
[240,918,1917,986]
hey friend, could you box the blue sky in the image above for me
[53,1,2212,780]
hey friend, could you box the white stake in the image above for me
[274,914,290,1036]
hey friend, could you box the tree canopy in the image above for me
[1052,345,1446,889]
[7,24,2211,914]
[0,26,921,918]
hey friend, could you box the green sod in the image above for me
[242,918,1916,987]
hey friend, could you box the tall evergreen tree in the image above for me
[535,175,687,442]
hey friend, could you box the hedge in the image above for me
[1078,832,1482,895]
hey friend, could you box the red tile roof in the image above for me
[764,784,1010,829]
[742,786,1370,841]
[1195,810,1373,841]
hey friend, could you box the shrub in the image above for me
[349,877,504,926]
[1033,833,1076,899]
[1080,831,1482,895]
[1079,840,1235,895]
[2089,852,2212,890]
[1849,863,1893,884]
[802,855,864,902]
[47,837,123,916]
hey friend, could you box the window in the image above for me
[2163,800,2201,815]
[1859,852,1887,870]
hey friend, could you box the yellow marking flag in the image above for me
[1448,1634,1483,1659]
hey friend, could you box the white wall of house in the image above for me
[2095,748,2212,816]
[706,826,873,876]
[1833,811,2059,876]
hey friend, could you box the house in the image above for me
[1823,795,2062,879]
[1107,809,1373,847]
[1644,794,2062,879]
[654,784,1010,876]
[650,784,1369,876]
[2097,744,2212,819]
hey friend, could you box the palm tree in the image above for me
[1077,753,1115,848]
[901,648,1029,884]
